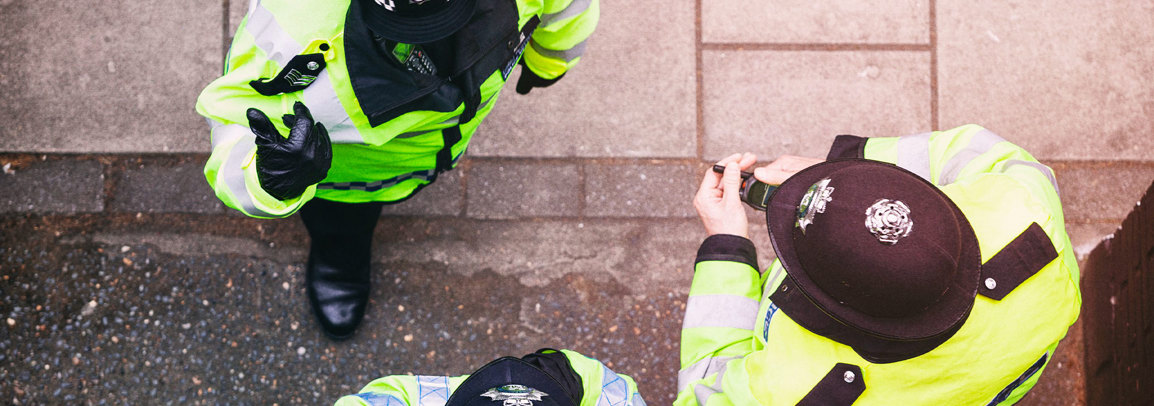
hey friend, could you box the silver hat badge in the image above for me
[865,199,912,244]
[796,178,834,233]
[481,384,549,406]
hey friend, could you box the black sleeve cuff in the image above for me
[826,135,868,160]
[696,234,759,270]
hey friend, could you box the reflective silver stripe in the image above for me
[1004,160,1060,194]
[691,365,727,406]
[529,38,587,63]
[353,392,408,406]
[220,134,277,218]
[682,295,759,330]
[205,117,224,130]
[678,356,736,392]
[303,69,363,143]
[939,129,1006,185]
[246,0,297,65]
[596,364,629,406]
[895,132,932,182]
[416,375,451,406]
[541,0,593,26]
[210,123,251,149]
[246,0,364,143]
[631,392,647,406]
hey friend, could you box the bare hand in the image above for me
[694,153,757,238]
[752,155,824,185]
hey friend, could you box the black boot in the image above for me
[298,198,383,340]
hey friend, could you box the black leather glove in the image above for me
[247,101,332,201]
[515,59,565,95]
[521,349,583,404]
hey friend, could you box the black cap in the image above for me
[358,0,477,43]
[445,357,576,406]
[766,159,981,363]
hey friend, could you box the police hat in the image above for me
[446,356,576,406]
[358,0,478,43]
[765,159,981,363]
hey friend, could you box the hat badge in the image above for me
[796,178,834,233]
[865,199,912,244]
[481,384,548,406]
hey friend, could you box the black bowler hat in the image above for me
[766,159,981,363]
[445,357,576,406]
[358,0,478,43]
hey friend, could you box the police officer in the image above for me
[333,348,646,405]
[679,125,1081,405]
[196,0,598,340]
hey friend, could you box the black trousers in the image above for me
[298,198,384,256]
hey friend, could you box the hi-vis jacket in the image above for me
[333,349,646,406]
[677,125,1081,405]
[197,0,598,218]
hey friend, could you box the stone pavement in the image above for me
[2,0,1153,404]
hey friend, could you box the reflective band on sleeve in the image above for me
[529,39,587,63]
[1004,159,1060,195]
[220,133,277,218]
[895,132,932,182]
[682,295,760,330]
[353,392,409,406]
[541,0,593,26]
[692,367,727,406]
[246,0,364,143]
[631,392,647,406]
[938,129,1006,185]
[678,356,736,392]
[246,0,297,65]
[416,375,451,406]
[596,365,630,406]
[211,123,251,149]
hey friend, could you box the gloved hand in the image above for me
[515,59,565,95]
[247,101,332,201]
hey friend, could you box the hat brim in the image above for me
[358,0,478,43]
[765,159,981,361]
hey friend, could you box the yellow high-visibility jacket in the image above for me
[334,349,646,406]
[197,0,598,218]
[677,125,1081,405]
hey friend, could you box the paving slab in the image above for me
[0,1,221,153]
[584,162,699,218]
[0,159,104,214]
[703,0,929,44]
[702,50,931,161]
[474,0,697,158]
[937,1,1154,160]
[1051,162,1154,223]
[466,161,581,219]
[109,162,222,214]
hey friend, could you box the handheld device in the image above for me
[712,165,777,211]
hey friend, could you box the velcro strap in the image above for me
[797,363,865,406]
[978,222,1058,301]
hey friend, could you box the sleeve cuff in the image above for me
[826,135,868,160]
[696,234,758,270]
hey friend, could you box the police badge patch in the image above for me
[796,178,834,233]
[481,385,549,406]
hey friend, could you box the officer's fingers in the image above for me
[293,101,315,123]
[247,108,280,145]
[721,162,743,201]
[737,152,758,171]
[281,114,296,130]
[754,155,824,184]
